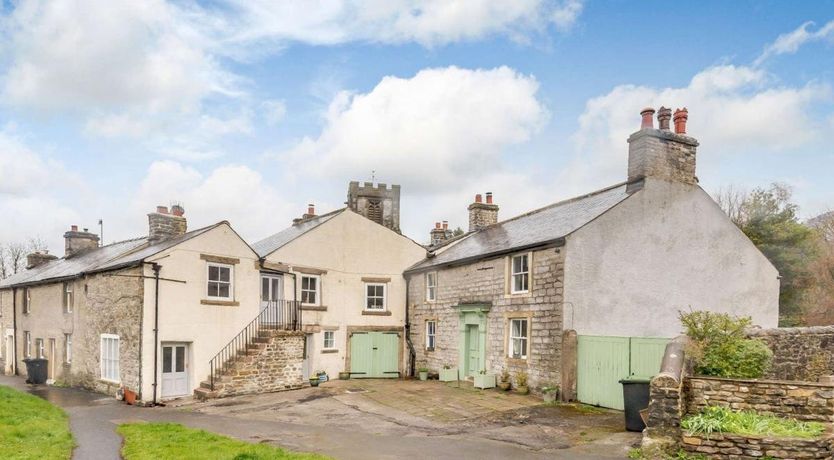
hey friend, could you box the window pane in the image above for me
[521,255,528,272]
[520,320,527,337]
[208,282,218,297]
[271,279,280,300]
[163,347,172,373]
[262,278,269,301]
[218,284,230,298]
[209,265,219,281]
[176,347,185,372]
[218,267,230,282]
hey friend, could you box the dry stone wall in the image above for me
[748,326,834,381]
[681,432,834,459]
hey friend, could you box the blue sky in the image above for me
[1,0,833,252]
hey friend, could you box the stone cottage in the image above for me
[404,107,780,409]
[0,206,304,404]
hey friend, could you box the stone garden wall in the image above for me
[686,377,834,422]
[681,432,834,459]
[748,326,834,381]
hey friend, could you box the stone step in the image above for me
[193,387,219,401]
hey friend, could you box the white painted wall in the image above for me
[140,223,262,401]
[564,179,779,338]
[264,210,427,378]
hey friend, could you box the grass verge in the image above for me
[118,422,330,460]
[0,385,75,460]
[682,406,826,439]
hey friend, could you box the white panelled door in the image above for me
[161,343,189,398]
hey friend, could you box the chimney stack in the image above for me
[148,204,187,244]
[430,220,454,246]
[468,193,499,232]
[64,225,100,257]
[26,250,58,269]
[627,106,698,185]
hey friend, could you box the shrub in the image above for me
[516,371,528,387]
[679,310,773,379]
[682,406,825,439]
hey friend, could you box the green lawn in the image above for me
[0,385,75,460]
[118,423,330,460]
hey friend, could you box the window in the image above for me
[510,254,530,294]
[63,282,74,313]
[65,334,72,363]
[207,263,233,300]
[323,331,335,350]
[24,331,31,357]
[300,275,320,305]
[426,273,437,301]
[100,334,120,383]
[23,288,31,314]
[36,338,45,359]
[426,321,436,350]
[365,283,386,310]
[509,319,529,359]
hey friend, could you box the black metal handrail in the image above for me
[209,300,301,390]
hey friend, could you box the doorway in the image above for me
[302,334,313,380]
[161,343,189,398]
[465,325,480,377]
[47,338,56,381]
[4,330,13,374]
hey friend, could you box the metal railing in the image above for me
[208,300,301,390]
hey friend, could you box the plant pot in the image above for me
[339,372,350,380]
[124,388,137,405]
[309,378,320,387]
[543,390,558,403]
[318,374,328,382]
[439,368,459,382]
[419,371,428,381]
[498,381,511,391]
[474,373,496,389]
[516,385,529,395]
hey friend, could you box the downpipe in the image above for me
[404,277,415,378]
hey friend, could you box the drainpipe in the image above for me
[151,263,161,405]
[12,287,18,376]
[404,277,415,378]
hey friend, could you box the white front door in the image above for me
[260,274,283,308]
[5,330,14,374]
[302,334,314,380]
[161,343,189,398]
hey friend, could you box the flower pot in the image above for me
[419,371,428,381]
[338,371,350,380]
[124,388,137,405]
[498,381,511,391]
[474,373,496,389]
[439,368,458,382]
[309,378,320,387]
[543,390,558,403]
[516,385,529,395]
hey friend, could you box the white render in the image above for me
[563,178,780,338]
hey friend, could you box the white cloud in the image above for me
[282,66,547,192]
[755,20,834,66]
[261,100,287,126]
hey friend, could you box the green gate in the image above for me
[349,332,399,378]
[577,336,669,410]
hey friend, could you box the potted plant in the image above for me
[498,370,511,391]
[418,366,429,381]
[338,371,350,380]
[439,364,458,382]
[541,384,559,403]
[515,371,529,395]
[474,369,496,389]
[317,370,328,383]
[309,376,320,387]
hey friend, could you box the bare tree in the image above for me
[713,185,749,227]
[7,242,26,275]
[27,236,48,253]
[0,245,7,279]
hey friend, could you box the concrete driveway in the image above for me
[1,375,639,459]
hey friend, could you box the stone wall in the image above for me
[681,432,834,459]
[407,246,565,393]
[197,330,304,399]
[686,377,834,422]
[748,326,834,381]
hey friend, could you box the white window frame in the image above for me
[508,318,529,360]
[510,253,530,294]
[300,275,321,306]
[323,331,335,350]
[24,331,31,357]
[100,334,120,383]
[65,333,72,363]
[425,321,436,350]
[23,288,31,314]
[364,283,387,311]
[36,338,45,359]
[64,282,74,313]
[206,262,234,301]
[426,272,437,301]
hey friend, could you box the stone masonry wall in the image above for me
[748,326,834,381]
[686,377,834,422]
[681,432,834,459]
[408,246,565,392]
[207,330,305,398]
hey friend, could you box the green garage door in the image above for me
[349,332,400,378]
[577,336,669,410]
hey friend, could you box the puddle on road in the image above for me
[344,387,369,394]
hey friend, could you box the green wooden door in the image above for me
[349,332,399,378]
[577,335,670,410]
[466,325,480,377]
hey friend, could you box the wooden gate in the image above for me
[349,332,399,378]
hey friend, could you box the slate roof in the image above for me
[0,222,223,289]
[251,209,345,257]
[406,181,637,273]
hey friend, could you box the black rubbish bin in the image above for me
[619,376,651,432]
[23,358,48,384]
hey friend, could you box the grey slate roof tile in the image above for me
[251,209,344,257]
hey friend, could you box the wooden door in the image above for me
[161,344,189,398]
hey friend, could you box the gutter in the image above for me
[404,238,567,276]
[404,277,415,378]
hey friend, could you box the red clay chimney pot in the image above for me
[673,108,689,134]
[485,192,493,204]
[71,225,78,232]
[435,222,441,229]
[475,194,482,203]
[171,204,185,217]
[307,204,315,215]
[657,106,672,131]
[640,107,656,129]
[156,206,169,214]
[442,221,448,230]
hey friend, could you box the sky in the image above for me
[1,0,833,253]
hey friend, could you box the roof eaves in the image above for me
[405,237,566,275]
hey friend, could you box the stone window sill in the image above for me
[201,299,240,307]
[301,305,327,311]
[321,349,338,354]
[362,310,392,316]
[425,347,435,353]
[506,357,529,366]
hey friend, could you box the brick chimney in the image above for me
[293,204,318,225]
[429,220,454,246]
[468,192,499,232]
[64,225,100,257]
[26,250,58,269]
[627,106,698,185]
[148,205,187,244]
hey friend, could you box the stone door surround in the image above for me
[454,303,490,377]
